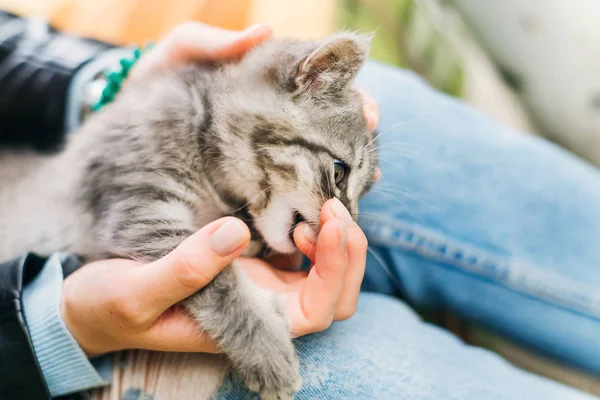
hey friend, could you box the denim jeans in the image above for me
[215,62,600,399]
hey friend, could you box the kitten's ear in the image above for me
[292,32,372,98]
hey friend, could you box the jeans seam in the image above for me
[361,213,600,319]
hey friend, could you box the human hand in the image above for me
[61,197,367,356]
[238,197,368,336]
[356,87,380,132]
[128,21,380,131]
[129,22,273,81]
[60,217,252,357]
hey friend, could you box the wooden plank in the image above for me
[91,350,229,400]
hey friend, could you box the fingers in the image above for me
[293,222,318,262]
[288,216,350,336]
[61,216,249,356]
[330,209,368,321]
[131,217,251,322]
[355,87,380,131]
[293,198,368,324]
[293,198,339,262]
[318,198,367,321]
[130,22,272,80]
[165,22,273,63]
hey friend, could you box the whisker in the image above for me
[362,189,405,204]
[227,184,275,215]
[365,116,431,150]
[356,186,439,212]
[378,157,399,167]
[326,164,333,200]
[366,247,408,296]
[365,143,424,156]
[353,212,398,221]
[374,141,423,149]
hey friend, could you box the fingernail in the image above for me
[368,110,379,130]
[209,220,249,256]
[338,219,350,250]
[332,198,354,225]
[303,224,318,243]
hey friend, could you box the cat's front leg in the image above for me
[100,214,301,398]
[184,263,301,400]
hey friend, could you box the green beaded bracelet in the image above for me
[92,43,154,111]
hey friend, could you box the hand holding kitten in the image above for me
[61,199,366,355]
[128,22,274,81]
[234,198,368,337]
[56,23,380,396]
[127,21,380,130]
[60,217,251,356]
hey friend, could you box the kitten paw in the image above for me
[240,346,302,400]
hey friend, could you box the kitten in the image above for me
[0,32,378,399]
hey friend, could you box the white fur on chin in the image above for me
[253,194,297,254]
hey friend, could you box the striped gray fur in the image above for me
[0,32,377,399]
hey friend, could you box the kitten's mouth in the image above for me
[288,211,307,244]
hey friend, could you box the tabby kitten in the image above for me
[0,32,378,399]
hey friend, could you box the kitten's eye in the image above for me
[333,160,347,185]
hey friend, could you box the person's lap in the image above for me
[357,61,600,375]
[216,294,595,399]
[214,62,600,398]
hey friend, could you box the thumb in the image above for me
[136,217,250,320]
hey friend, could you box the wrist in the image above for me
[22,254,109,396]
[60,275,118,358]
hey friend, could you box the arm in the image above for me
[0,21,277,399]
[0,254,63,399]
[21,254,111,398]
[0,12,124,398]
[0,10,115,151]
[1,20,375,398]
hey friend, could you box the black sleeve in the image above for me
[0,254,50,399]
[0,253,83,400]
[0,10,115,151]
